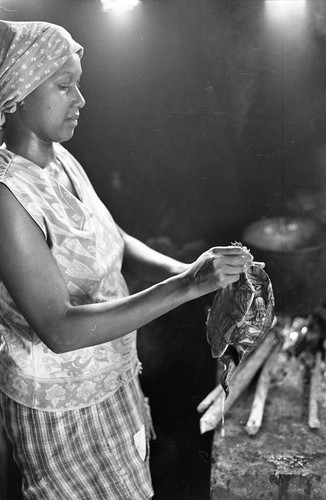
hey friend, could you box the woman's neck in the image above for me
[5,123,55,168]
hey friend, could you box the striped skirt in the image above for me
[0,377,154,499]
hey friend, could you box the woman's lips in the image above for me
[65,115,79,126]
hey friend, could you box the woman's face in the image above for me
[20,53,85,144]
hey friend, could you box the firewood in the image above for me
[245,343,281,436]
[308,351,322,429]
[196,383,224,414]
[198,331,278,434]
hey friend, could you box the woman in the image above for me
[0,20,253,499]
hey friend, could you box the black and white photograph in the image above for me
[1,1,326,499]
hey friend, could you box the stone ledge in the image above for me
[210,355,326,500]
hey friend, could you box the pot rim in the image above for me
[243,216,326,255]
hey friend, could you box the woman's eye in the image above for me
[59,83,81,92]
[59,84,70,92]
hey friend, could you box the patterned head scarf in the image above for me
[0,20,83,130]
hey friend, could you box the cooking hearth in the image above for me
[199,313,326,499]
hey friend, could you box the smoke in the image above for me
[204,0,259,145]
[312,0,326,38]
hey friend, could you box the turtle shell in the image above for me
[206,264,275,398]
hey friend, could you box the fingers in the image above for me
[209,250,252,273]
[224,264,248,276]
[189,245,261,294]
[208,246,253,284]
[210,246,253,262]
[222,255,252,268]
[212,245,251,256]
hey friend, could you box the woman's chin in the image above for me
[56,129,76,143]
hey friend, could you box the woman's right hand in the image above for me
[183,245,253,299]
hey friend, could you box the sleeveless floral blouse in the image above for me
[0,143,141,411]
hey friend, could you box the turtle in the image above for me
[206,262,275,398]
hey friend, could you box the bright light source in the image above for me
[265,0,306,19]
[101,0,140,14]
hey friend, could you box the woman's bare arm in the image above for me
[120,228,189,283]
[0,184,252,354]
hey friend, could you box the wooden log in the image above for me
[308,351,323,429]
[198,331,278,434]
[245,343,281,436]
[197,383,224,415]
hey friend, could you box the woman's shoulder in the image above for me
[0,146,48,237]
[0,146,40,183]
[0,146,17,181]
[0,146,15,168]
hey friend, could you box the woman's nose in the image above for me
[77,88,86,109]
[73,86,85,109]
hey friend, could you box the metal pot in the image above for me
[242,216,326,315]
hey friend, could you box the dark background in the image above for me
[1,0,326,499]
